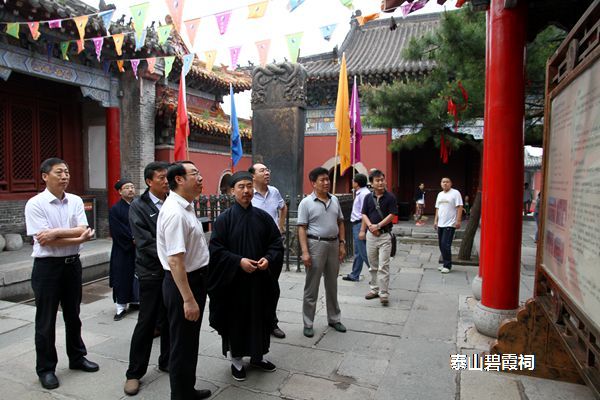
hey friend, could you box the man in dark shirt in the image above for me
[360,169,397,306]
[123,162,170,396]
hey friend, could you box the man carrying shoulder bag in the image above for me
[359,169,397,306]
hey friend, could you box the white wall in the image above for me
[87,126,107,189]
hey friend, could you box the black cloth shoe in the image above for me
[69,357,99,372]
[192,389,212,399]
[114,310,127,321]
[249,359,276,372]
[39,372,59,389]
[231,364,246,381]
[342,275,358,282]
[272,326,286,339]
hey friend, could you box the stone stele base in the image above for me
[473,302,518,338]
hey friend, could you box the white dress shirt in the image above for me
[148,191,164,210]
[25,189,88,258]
[252,185,284,224]
[351,186,370,223]
[156,191,209,273]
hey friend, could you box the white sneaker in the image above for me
[438,265,444,271]
[441,267,451,274]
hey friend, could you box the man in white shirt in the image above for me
[24,158,97,390]
[249,162,287,339]
[434,177,463,274]
[157,161,211,400]
[343,173,371,282]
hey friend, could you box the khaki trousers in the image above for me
[302,239,342,328]
[366,231,392,298]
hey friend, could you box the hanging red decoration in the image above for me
[447,81,469,133]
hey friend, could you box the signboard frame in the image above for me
[535,2,600,394]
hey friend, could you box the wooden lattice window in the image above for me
[0,99,62,193]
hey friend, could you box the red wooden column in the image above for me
[106,107,121,208]
[472,9,493,301]
[474,0,527,337]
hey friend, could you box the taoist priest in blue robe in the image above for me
[208,171,284,381]
[109,179,139,320]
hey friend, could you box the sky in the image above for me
[82,0,459,117]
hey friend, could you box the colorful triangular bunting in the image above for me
[27,22,40,40]
[73,15,89,41]
[60,41,70,60]
[130,59,140,79]
[163,56,175,78]
[204,50,216,72]
[184,18,201,47]
[157,24,172,45]
[146,57,156,74]
[215,11,232,35]
[182,53,194,76]
[248,1,269,18]
[285,32,303,63]
[112,33,124,56]
[99,9,114,34]
[320,24,337,41]
[48,20,62,29]
[255,39,270,67]
[130,2,150,33]
[92,37,103,61]
[229,46,241,69]
[6,23,19,39]
[288,0,305,12]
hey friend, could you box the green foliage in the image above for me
[364,7,565,151]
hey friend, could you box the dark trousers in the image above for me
[438,227,456,269]
[272,259,282,330]
[163,269,207,400]
[31,256,87,375]
[126,278,170,379]
[349,222,369,280]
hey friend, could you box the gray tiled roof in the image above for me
[299,12,441,80]
[525,149,543,170]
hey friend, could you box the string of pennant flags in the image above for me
[1,0,427,75]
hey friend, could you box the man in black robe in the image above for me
[109,179,139,321]
[208,171,284,382]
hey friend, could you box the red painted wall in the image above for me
[155,148,252,195]
[303,132,391,194]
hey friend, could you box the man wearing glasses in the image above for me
[157,161,211,400]
[249,162,287,339]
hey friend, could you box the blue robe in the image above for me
[109,199,138,304]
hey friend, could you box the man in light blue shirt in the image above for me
[343,174,371,281]
[249,162,287,339]
[250,163,287,232]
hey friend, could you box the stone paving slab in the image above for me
[280,373,375,400]
[376,338,457,400]
[402,292,459,341]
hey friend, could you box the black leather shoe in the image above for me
[39,372,59,389]
[193,389,212,399]
[114,310,127,321]
[69,357,99,372]
[342,275,358,282]
[249,359,276,372]
[272,326,286,339]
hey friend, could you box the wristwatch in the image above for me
[339,239,346,244]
